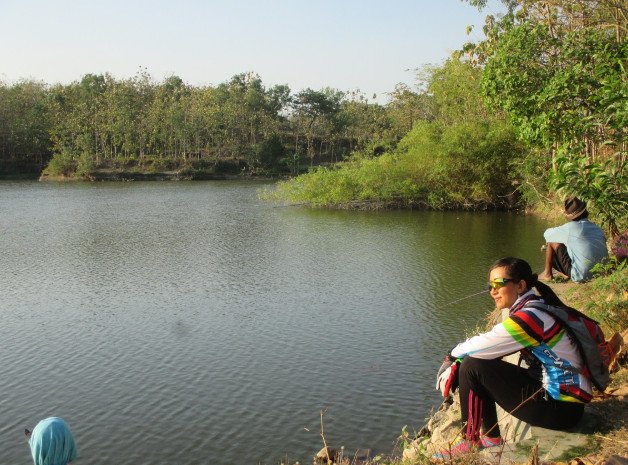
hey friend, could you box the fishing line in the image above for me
[436,288,489,309]
[408,288,489,310]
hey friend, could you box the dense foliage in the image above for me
[1,72,416,178]
[0,80,51,176]
[465,0,627,235]
[268,59,524,209]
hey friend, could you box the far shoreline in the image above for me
[2,170,537,213]
[36,169,279,183]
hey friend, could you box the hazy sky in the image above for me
[0,0,506,100]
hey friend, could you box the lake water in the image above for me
[0,181,548,464]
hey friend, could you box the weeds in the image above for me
[566,265,628,333]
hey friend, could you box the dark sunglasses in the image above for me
[487,278,515,290]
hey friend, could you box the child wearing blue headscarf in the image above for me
[28,417,78,465]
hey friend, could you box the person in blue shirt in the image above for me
[539,197,608,282]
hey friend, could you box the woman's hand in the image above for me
[436,357,452,388]
[435,356,460,397]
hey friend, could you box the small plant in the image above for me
[398,425,412,451]
[590,256,626,278]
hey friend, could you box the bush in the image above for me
[42,150,76,177]
[266,59,524,209]
[75,152,96,179]
[111,155,138,169]
[138,156,178,172]
[267,117,523,209]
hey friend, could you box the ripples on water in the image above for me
[0,181,547,464]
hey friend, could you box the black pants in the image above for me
[552,243,572,277]
[458,357,584,439]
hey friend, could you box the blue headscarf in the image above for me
[29,417,78,465]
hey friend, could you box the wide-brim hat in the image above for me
[564,196,587,220]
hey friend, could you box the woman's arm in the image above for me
[451,320,529,359]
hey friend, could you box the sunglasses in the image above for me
[487,278,515,290]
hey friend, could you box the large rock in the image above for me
[403,397,464,461]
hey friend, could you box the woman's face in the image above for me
[489,266,527,309]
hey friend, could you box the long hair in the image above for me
[29,417,78,465]
[490,257,565,307]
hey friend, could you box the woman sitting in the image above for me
[27,417,78,465]
[434,257,590,459]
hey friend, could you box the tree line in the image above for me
[0,71,423,178]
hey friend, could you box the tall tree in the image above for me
[0,80,51,174]
[463,0,627,235]
[292,87,344,165]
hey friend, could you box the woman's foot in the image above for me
[480,436,503,448]
[432,437,503,460]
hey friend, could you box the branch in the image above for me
[320,409,332,465]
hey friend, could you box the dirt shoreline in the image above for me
[37,169,279,182]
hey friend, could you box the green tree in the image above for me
[292,87,344,165]
[386,83,434,139]
[338,91,391,157]
[269,59,523,209]
[465,0,627,235]
[0,80,52,175]
[401,59,522,206]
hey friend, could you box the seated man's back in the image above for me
[540,197,608,282]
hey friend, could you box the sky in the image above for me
[0,0,507,102]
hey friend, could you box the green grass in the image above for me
[554,436,598,462]
[564,263,628,334]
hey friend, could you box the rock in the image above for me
[607,385,628,399]
[604,455,628,465]
[314,446,339,464]
[402,390,602,464]
[428,398,464,451]
[402,436,430,461]
[402,395,464,460]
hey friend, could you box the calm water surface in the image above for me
[0,181,548,464]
